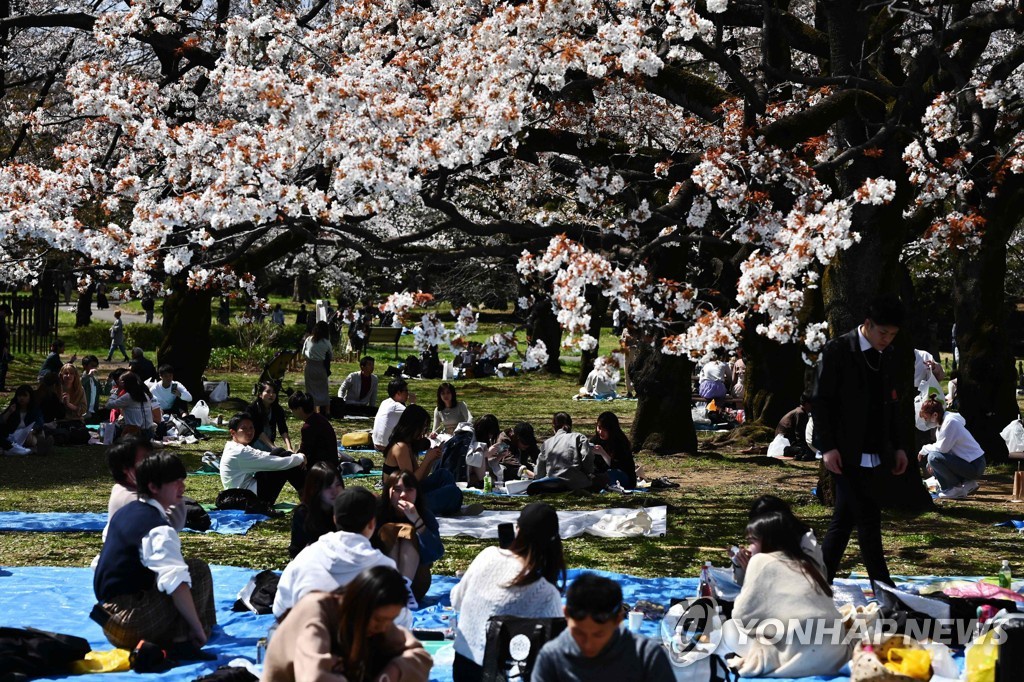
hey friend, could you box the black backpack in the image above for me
[183,498,212,532]
[0,626,91,679]
[215,488,280,517]
[231,570,280,615]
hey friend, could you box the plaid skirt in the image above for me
[99,559,216,649]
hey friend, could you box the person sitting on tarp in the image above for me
[918,396,985,500]
[273,487,397,619]
[578,356,620,399]
[104,436,185,537]
[373,471,444,601]
[532,573,672,682]
[775,394,816,462]
[533,412,596,492]
[261,566,431,682]
[721,511,848,678]
[591,411,637,490]
[92,452,216,659]
[730,495,824,586]
[220,412,306,507]
[288,391,339,472]
[697,350,733,400]
[337,356,379,417]
[288,462,342,559]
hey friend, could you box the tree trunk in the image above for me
[293,272,311,303]
[158,283,213,401]
[527,296,562,374]
[951,235,1017,464]
[578,285,609,385]
[75,284,94,327]
[629,341,698,454]
[742,321,811,428]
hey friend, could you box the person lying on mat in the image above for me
[92,452,216,659]
[451,502,565,681]
[220,412,306,506]
[372,471,444,601]
[721,511,849,678]
[532,573,672,682]
[261,566,432,682]
[288,462,343,559]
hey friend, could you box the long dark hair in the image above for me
[474,414,500,446]
[9,384,35,409]
[386,404,430,451]
[299,462,341,541]
[507,502,566,590]
[595,411,631,459]
[747,512,831,597]
[379,471,428,524]
[335,566,410,682]
[436,382,458,410]
[120,371,152,403]
[312,320,331,342]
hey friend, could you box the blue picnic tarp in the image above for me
[0,510,269,535]
[0,565,970,682]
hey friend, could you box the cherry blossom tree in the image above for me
[1,0,1023,459]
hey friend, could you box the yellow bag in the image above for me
[883,648,931,680]
[965,630,999,682]
[71,648,131,673]
[341,431,373,448]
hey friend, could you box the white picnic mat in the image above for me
[436,506,667,539]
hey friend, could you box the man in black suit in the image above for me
[812,295,908,587]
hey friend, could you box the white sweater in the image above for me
[923,412,985,462]
[451,547,563,665]
[220,440,304,492]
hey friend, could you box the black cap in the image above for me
[517,502,560,544]
[333,487,377,533]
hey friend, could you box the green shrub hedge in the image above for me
[61,322,308,354]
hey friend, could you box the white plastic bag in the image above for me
[766,433,790,458]
[209,381,229,403]
[465,441,485,468]
[913,380,941,431]
[1000,419,1024,453]
[190,399,211,425]
[442,360,455,381]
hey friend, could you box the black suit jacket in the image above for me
[811,328,903,473]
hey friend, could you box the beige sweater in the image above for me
[728,552,851,678]
[261,591,432,682]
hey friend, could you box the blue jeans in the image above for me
[422,467,463,517]
[927,451,985,491]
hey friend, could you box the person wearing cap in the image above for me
[272,487,397,619]
[451,502,566,681]
[532,573,672,682]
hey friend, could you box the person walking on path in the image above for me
[107,311,130,362]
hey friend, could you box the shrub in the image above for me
[125,323,163,351]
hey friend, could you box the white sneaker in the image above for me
[4,442,31,456]
[937,485,967,500]
[961,480,980,496]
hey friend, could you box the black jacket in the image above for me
[811,328,903,472]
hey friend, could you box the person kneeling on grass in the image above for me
[261,565,432,682]
[532,573,672,682]
[918,395,986,500]
[92,452,216,659]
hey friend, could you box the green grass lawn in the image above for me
[2,349,1022,580]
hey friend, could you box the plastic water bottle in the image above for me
[483,471,493,493]
[999,560,1012,589]
[698,561,714,598]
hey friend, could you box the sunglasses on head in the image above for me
[566,602,628,624]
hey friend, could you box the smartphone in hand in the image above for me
[497,522,515,549]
